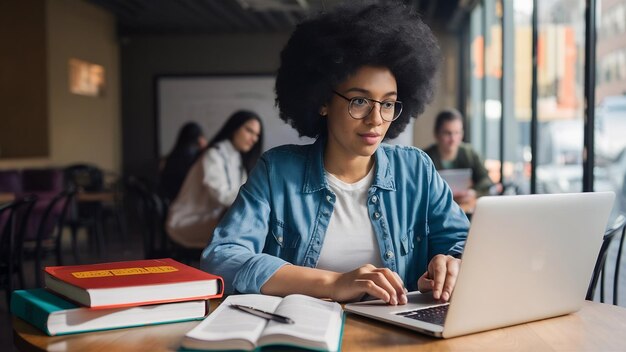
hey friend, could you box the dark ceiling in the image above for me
[87,0,466,36]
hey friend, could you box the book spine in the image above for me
[10,292,52,336]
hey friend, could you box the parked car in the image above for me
[535,119,614,195]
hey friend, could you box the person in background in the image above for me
[424,108,495,204]
[166,110,263,249]
[202,0,469,306]
[159,122,208,202]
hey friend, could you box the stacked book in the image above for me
[10,258,223,336]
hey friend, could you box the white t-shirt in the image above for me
[166,140,246,249]
[316,167,383,272]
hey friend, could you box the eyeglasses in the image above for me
[333,91,403,122]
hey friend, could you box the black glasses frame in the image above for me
[333,91,403,122]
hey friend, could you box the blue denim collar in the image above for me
[302,136,396,194]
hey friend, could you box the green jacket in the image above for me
[424,143,494,196]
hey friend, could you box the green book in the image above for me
[11,289,208,336]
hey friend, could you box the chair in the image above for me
[126,176,171,260]
[127,176,204,263]
[586,214,626,303]
[612,219,626,305]
[64,164,127,260]
[21,168,64,193]
[0,202,16,305]
[18,168,66,249]
[64,164,105,259]
[22,190,75,287]
[0,195,37,305]
[0,169,22,193]
[11,195,39,289]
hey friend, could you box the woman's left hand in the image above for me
[417,254,461,302]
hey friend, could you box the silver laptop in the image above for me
[438,168,472,194]
[345,192,615,338]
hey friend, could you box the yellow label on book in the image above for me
[71,270,114,278]
[71,266,179,278]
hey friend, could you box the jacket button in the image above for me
[385,251,394,259]
[277,236,283,244]
[371,195,378,203]
[373,212,381,219]
[326,195,332,202]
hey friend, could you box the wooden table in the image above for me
[0,191,114,204]
[75,191,115,203]
[13,300,626,351]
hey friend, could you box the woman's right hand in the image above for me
[329,264,407,305]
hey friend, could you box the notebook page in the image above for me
[258,294,343,350]
[184,294,282,348]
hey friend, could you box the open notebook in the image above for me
[182,294,344,351]
[345,192,615,338]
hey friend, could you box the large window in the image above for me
[596,0,626,214]
[464,0,625,201]
[468,0,502,186]
[483,0,503,185]
[468,2,485,154]
[534,0,586,194]
[502,0,533,195]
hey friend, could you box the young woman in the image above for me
[159,122,208,202]
[202,1,469,305]
[166,110,263,249]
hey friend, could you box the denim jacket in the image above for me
[201,137,469,294]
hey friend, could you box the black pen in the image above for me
[229,304,295,324]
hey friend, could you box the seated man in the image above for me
[424,108,496,204]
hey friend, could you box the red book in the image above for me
[44,258,223,309]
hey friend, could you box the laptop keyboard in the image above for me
[396,304,449,326]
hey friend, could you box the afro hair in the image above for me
[275,0,441,139]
